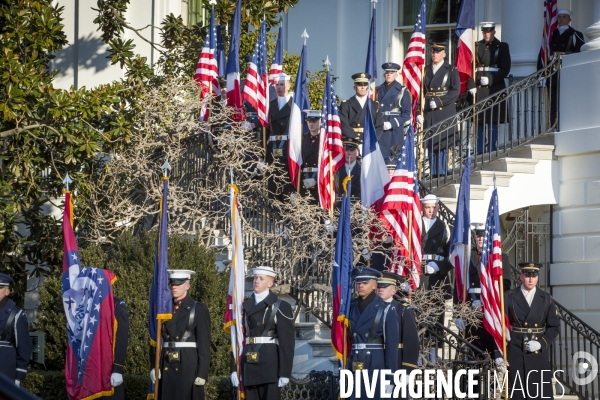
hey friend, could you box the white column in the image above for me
[501,0,543,76]
[582,0,600,51]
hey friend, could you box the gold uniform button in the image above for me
[535,351,539,354]
[176,336,179,339]
[164,367,169,371]
[175,368,179,371]
[534,324,538,327]
[524,322,528,326]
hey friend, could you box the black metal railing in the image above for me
[417,56,561,192]
[281,370,339,400]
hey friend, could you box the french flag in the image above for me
[455,0,475,94]
[361,99,391,209]
[288,42,309,189]
[450,157,471,302]
[225,0,243,121]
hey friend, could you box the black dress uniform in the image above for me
[106,297,129,400]
[421,217,453,296]
[151,297,211,400]
[267,96,295,200]
[423,58,460,176]
[336,161,361,201]
[347,268,399,400]
[376,79,411,158]
[0,274,30,385]
[392,296,419,374]
[300,129,321,206]
[505,264,560,400]
[240,291,295,400]
[339,97,384,144]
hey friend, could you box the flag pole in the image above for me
[417,63,425,180]
[325,56,335,218]
[499,274,509,399]
[297,29,309,193]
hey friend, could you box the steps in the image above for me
[293,321,336,376]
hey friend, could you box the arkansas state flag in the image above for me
[62,191,116,400]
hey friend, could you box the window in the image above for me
[187,0,206,27]
[397,0,461,63]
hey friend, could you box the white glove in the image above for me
[256,160,265,174]
[241,121,253,131]
[324,219,334,234]
[455,317,466,332]
[494,357,507,373]
[15,380,20,387]
[429,100,437,109]
[399,282,411,292]
[538,77,547,87]
[385,384,394,394]
[111,373,123,387]
[150,368,161,384]
[278,377,289,387]
[383,121,392,130]
[425,261,439,274]
[231,371,239,387]
[303,178,316,188]
[416,115,424,126]
[361,248,372,261]
[480,76,489,86]
[525,340,541,352]
[194,377,206,386]
[469,88,477,96]
[471,299,482,310]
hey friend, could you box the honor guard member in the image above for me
[267,73,295,201]
[230,266,295,400]
[0,273,30,387]
[150,270,211,400]
[453,223,513,377]
[339,73,383,144]
[421,194,453,362]
[106,297,129,400]
[377,272,419,381]
[336,138,362,201]
[347,267,398,400]
[376,62,412,158]
[466,22,511,154]
[504,263,560,400]
[538,9,585,126]
[418,42,460,176]
[300,110,322,205]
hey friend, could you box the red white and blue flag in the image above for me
[365,6,377,98]
[62,191,117,400]
[361,99,391,208]
[318,69,344,210]
[269,26,283,84]
[226,0,244,121]
[194,8,219,122]
[539,0,558,67]
[331,178,353,363]
[243,20,269,127]
[288,42,309,189]
[455,0,475,94]
[480,184,510,354]
[450,158,471,302]
[379,125,422,289]
[402,0,426,126]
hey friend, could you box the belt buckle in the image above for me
[352,362,364,372]
[273,149,283,157]
[527,328,532,333]
[355,343,366,350]
[246,352,259,363]
[276,135,282,141]
[248,337,256,344]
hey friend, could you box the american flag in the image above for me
[450,157,471,302]
[194,8,219,122]
[539,0,558,67]
[317,69,344,211]
[243,20,269,127]
[480,185,510,354]
[401,0,426,126]
[269,26,283,84]
[379,125,422,289]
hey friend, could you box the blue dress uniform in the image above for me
[376,63,412,158]
[0,273,31,385]
[505,263,560,400]
[106,297,129,400]
[423,43,460,176]
[347,268,398,400]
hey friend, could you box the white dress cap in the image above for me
[421,194,439,205]
[167,269,196,280]
[252,266,277,277]
[557,9,572,16]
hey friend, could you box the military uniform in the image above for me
[267,95,295,200]
[300,110,322,206]
[0,274,30,386]
[423,55,460,176]
[505,263,560,400]
[336,138,362,202]
[339,98,383,144]
[421,217,453,296]
[151,270,211,400]
[347,268,398,400]
[106,297,129,400]
[376,71,411,158]
[240,289,295,400]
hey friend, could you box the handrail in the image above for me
[416,56,561,192]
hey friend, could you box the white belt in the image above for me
[302,167,317,173]
[476,67,499,72]
[164,342,197,348]
[468,288,482,294]
[383,111,400,116]
[352,343,385,350]
[422,255,444,261]
[269,135,288,141]
[247,337,279,345]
